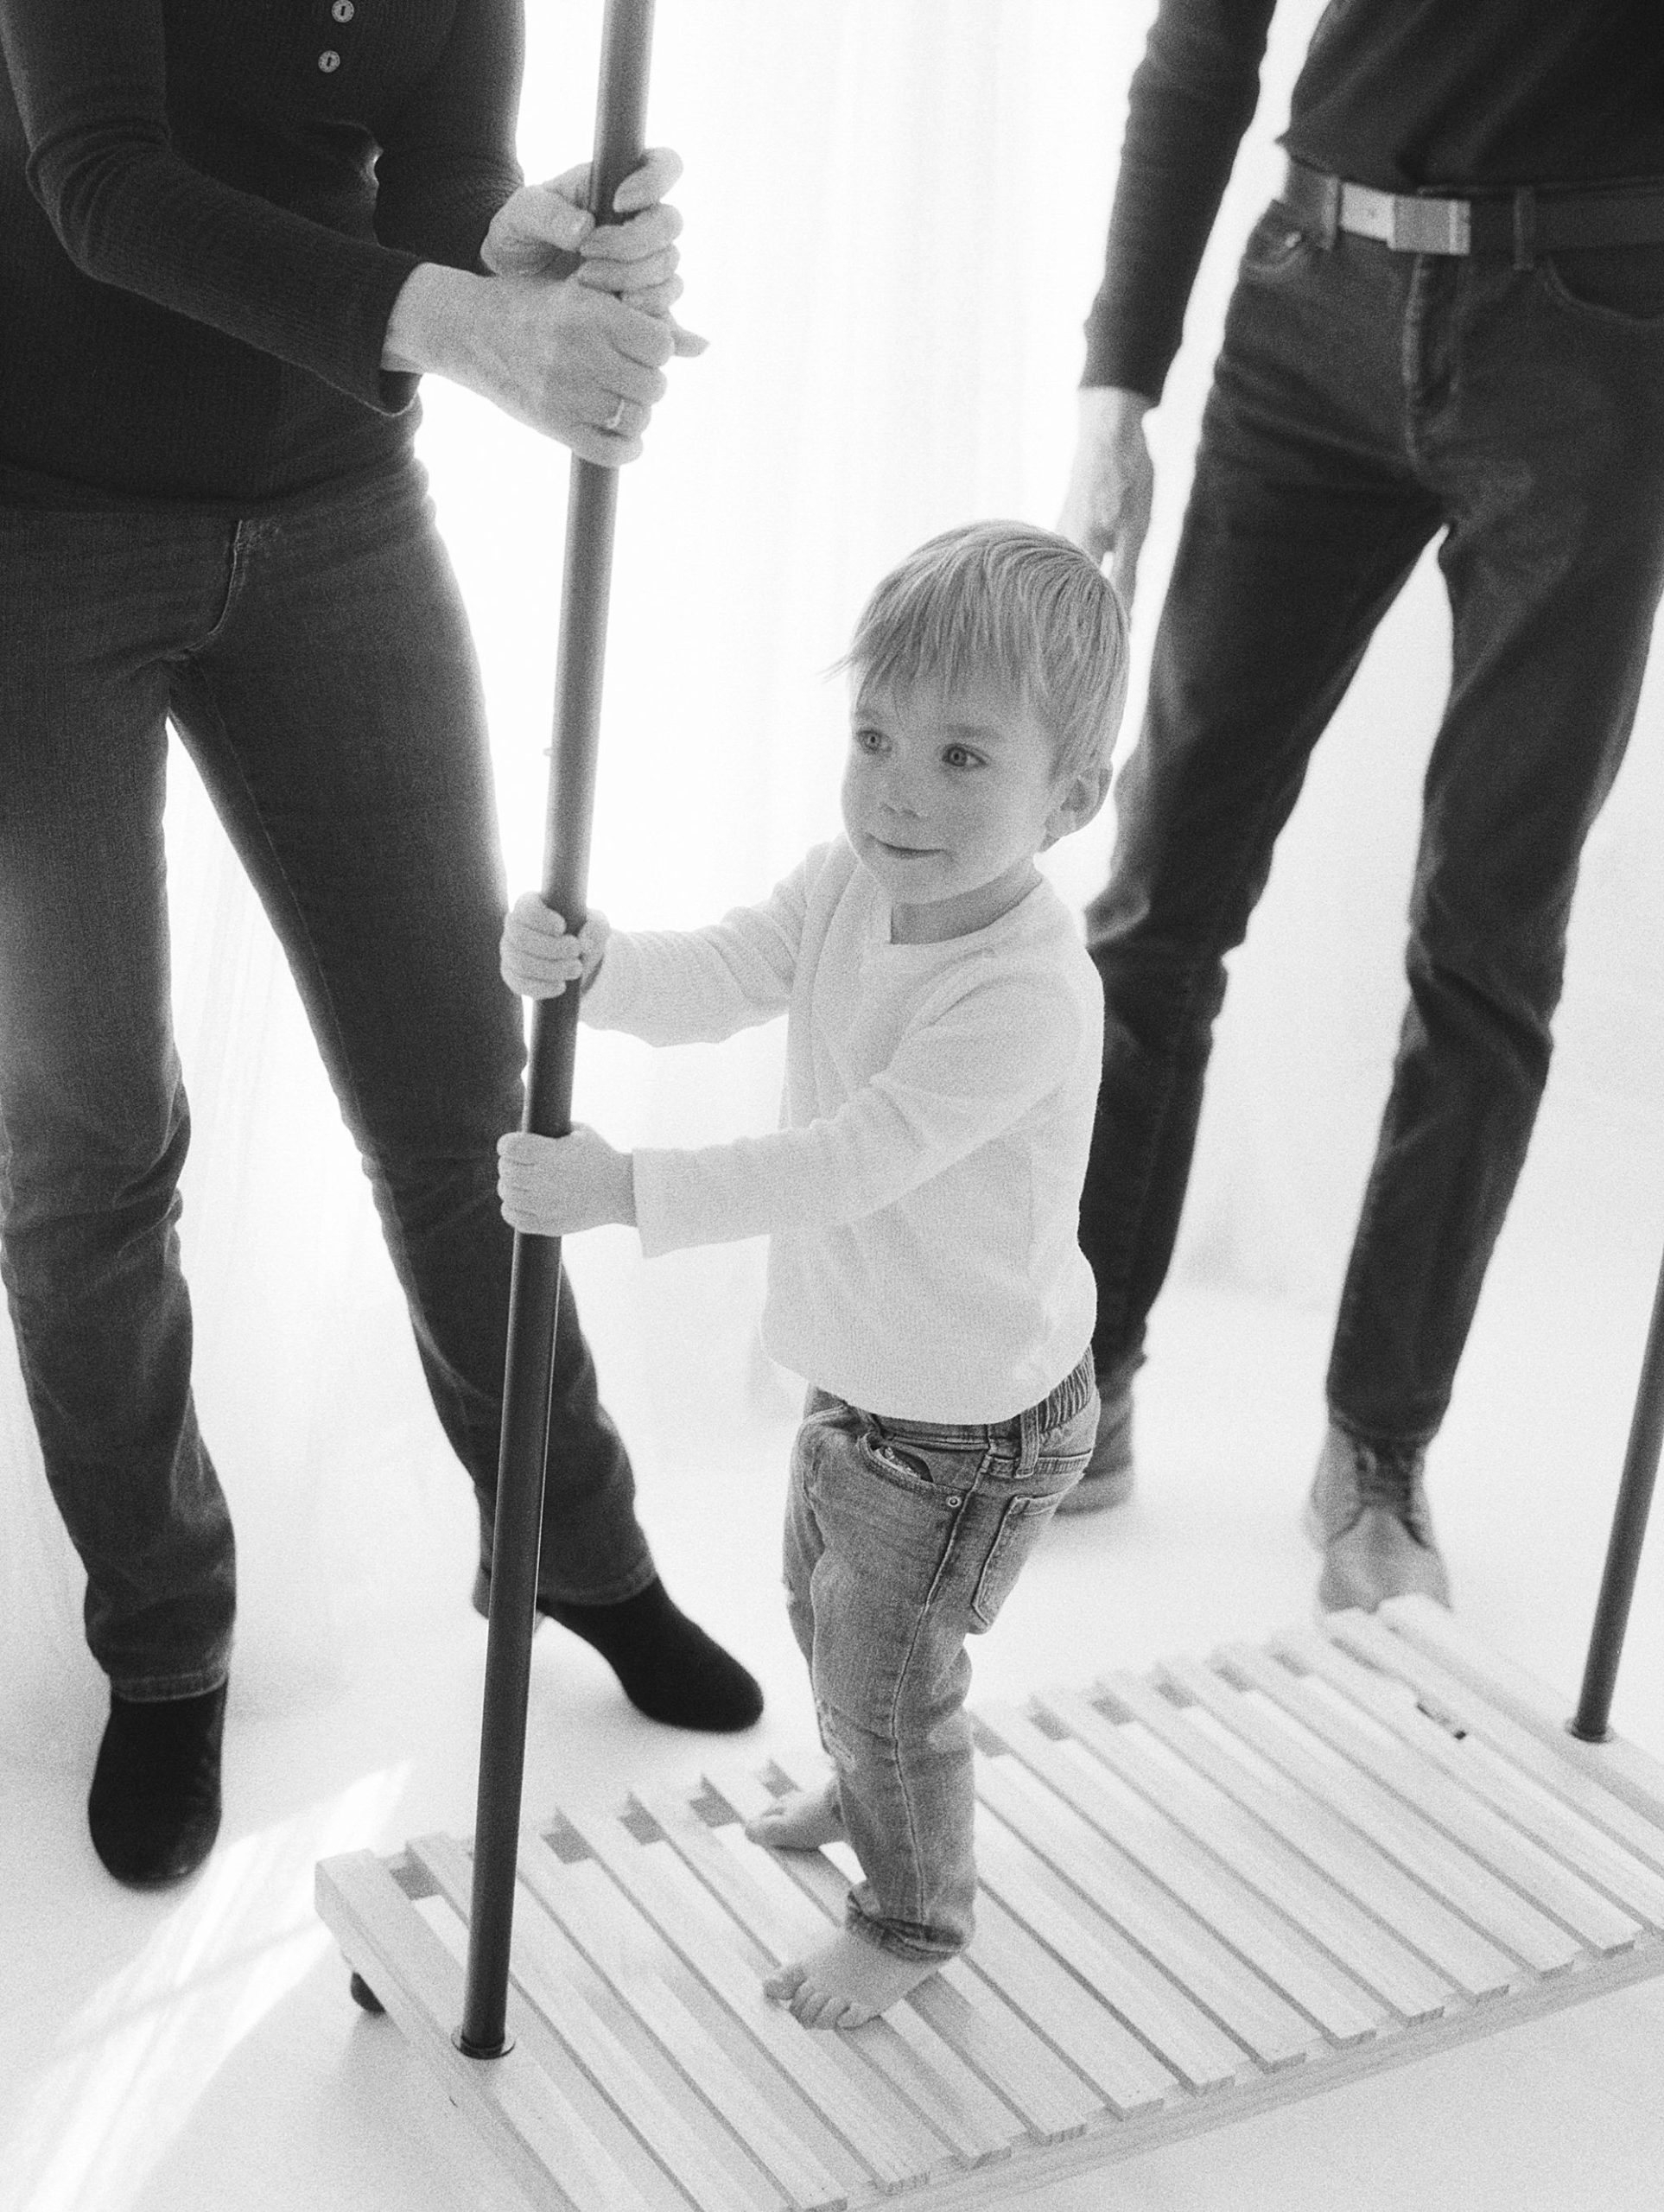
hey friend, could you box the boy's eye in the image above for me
[854,726,886,753]
[942,744,983,769]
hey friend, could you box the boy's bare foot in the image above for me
[743,1777,844,1851]
[765,1928,940,2028]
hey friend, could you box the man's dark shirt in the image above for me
[1087,0,1664,398]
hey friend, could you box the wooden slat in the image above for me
[970,1803,1236,2097]
[730,1787,1108,2145]
[975,1732,1318,2071]
[1328,1610,1664,1884]
[1228,1642,1638,1957]
[637,1783,1013,2172]
[409,1834,775,2212]
[1171,1651,1576,1977]
[1036,1683,1451,2025]
[1106,1663,1496,2017]
[694,1794,1038,2158]
[1286,1629,1664,1931]
[560,1802,936,2196]
[984,1700,1385,2046]
[314,1852,642,2212]
[518,1834,855,2212]
[1378,1596,1664,1825]
[1153,1656,1521,1999]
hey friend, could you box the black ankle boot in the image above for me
[88,1681,226,1887]
[471,1569,762,1732]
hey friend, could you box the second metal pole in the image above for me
[1568,1236,1664,1744]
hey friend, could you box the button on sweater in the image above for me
[0,0,524,503]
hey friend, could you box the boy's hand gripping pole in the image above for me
[457,0,656,2063]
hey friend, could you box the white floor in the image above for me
[4,1260,1664,2212]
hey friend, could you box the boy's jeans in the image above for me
[784,1351,1096,1962]
[1079,210,1664,1450]
[0,458,653,1700]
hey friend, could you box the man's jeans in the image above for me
[783,1352,1096,1961]
[1081,206,1664,1450]
[0,459,652,1700]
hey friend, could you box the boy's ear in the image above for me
[1041,761,1112,849]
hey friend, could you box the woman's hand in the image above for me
[500,893,610,998]
[482,148,706,345]
[384,264,676,461]
[498,1126,636,1236]
[383,147,704,462]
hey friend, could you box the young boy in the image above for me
[498,521,1128,2028]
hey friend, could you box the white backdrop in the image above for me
[6,0,1664,1763]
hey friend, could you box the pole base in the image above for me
[1566,1717,1616,1745]
[453,2026,515,2062]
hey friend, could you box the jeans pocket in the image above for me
[1540,245,1664,327]
[969,1492,1064,1631]
[857,1428,966,1501]
[1240,201,1314,286]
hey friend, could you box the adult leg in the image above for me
[1077,218,1442,1500]
[1324,246,1664,1521]
[0,500,238,1881]
[0,505,235,1696]
[166,462,758,1726]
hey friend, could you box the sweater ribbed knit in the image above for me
[0,0,523,503]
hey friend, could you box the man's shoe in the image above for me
[471,1568,763,1732]
[88,1681,225,1888]
[1056,1385,1134,1515]
[1304,1421,1451,1613]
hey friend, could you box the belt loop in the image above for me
[1316,169,1341,251]
[1512,185,1538,270]
[1016,1400,1040,1480]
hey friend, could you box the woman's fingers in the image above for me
[579,199,683,264]
[574,245,682,296]
[611,145,683,212]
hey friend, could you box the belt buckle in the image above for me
[1391,194,1471,255]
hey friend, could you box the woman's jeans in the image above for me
[1080,206,1664,1451]
[0,459,652,1700]
[784,1352,1096,1961]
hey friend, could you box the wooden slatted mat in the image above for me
[315,1596,1664,2210]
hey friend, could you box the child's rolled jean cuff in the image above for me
[842,1894,963,1965]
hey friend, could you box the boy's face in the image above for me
[842,673,1098,944]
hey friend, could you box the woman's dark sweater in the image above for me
[1087,0,1664,399]
[0,0,524,504]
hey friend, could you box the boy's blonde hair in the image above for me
[841,521,1129,787]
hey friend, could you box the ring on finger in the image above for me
[602,398,628,434]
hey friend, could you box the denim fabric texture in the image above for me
[1080,207,1664,1449]
[784,1350,1096,1961]
[0,458,653,1700]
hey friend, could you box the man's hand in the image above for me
[498,1126,636,1237]
[1057,386,1155,610]
[501,893,610,998]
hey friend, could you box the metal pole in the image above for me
[456,0,656,2062]
[1567,1236,1664,1744]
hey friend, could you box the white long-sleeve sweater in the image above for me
[581,837,1103,1423]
